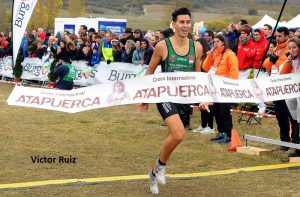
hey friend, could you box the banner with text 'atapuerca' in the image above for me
[7,72,300,113]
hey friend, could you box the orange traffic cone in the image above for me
[228,128,243,151]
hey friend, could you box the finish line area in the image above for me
[1,163,300,191]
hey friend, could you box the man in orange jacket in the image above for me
[263,27,295,150]
[263,27,289,73]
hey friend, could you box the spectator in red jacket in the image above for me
[237,25,256,79]
[237,25,255,71]
[253,29,268,69]
[0,34,7,49]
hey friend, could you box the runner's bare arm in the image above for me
[194,41,210,111]
[139,41,165,110]
[194,41,203,72]
[145,41,165,75]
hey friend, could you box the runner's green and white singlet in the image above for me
[161,38,196,72]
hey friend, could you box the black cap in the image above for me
[88,28,96,33]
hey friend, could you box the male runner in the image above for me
[139,7,206,194]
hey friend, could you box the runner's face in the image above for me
[173,15,191,38]
[288,42,299,58]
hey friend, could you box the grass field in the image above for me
[0,82,299,196]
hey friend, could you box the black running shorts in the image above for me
[156,102,190,120]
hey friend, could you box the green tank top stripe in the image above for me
[161,38,196,72]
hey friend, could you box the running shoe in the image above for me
[156,159,166,185]
[149,170,159,195]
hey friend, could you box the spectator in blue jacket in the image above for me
[90,46,100,68]
[132,39,145,65]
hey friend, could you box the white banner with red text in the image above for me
[7,72,300,113]
[0,57,160,85]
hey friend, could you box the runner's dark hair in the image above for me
[172,7,191,22]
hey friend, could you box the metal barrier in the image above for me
[244,134,300,149]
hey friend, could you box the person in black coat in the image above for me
[112,38,122,62]
[141,38,154,65]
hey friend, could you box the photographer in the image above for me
[262,27,294,151]
[53,56,77,90]
[226,19,248,54]
[263,27,289,73]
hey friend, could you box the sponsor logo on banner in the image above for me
[23,62,43,76]
[21,58,51,80]
[42,61,51,75]
[76,67,97,80]
[82,67,94,79]
[3,57,13,71]
[13,0,37,66]
[108,69,137,81]
[22,60,51,77]
[14,1,31,28]
[0,57,13,77]
[2,57,160,85]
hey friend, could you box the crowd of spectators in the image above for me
[1,22,298,69]
[0,26,165,68]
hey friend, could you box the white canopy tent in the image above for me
[252,15,286,29]
[285,14,300,28]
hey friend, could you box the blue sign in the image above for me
[64,24,75,34]
[98,21,126,34]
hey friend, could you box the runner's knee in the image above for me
[171,130,185,142]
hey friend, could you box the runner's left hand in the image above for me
[198,102,213,112]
